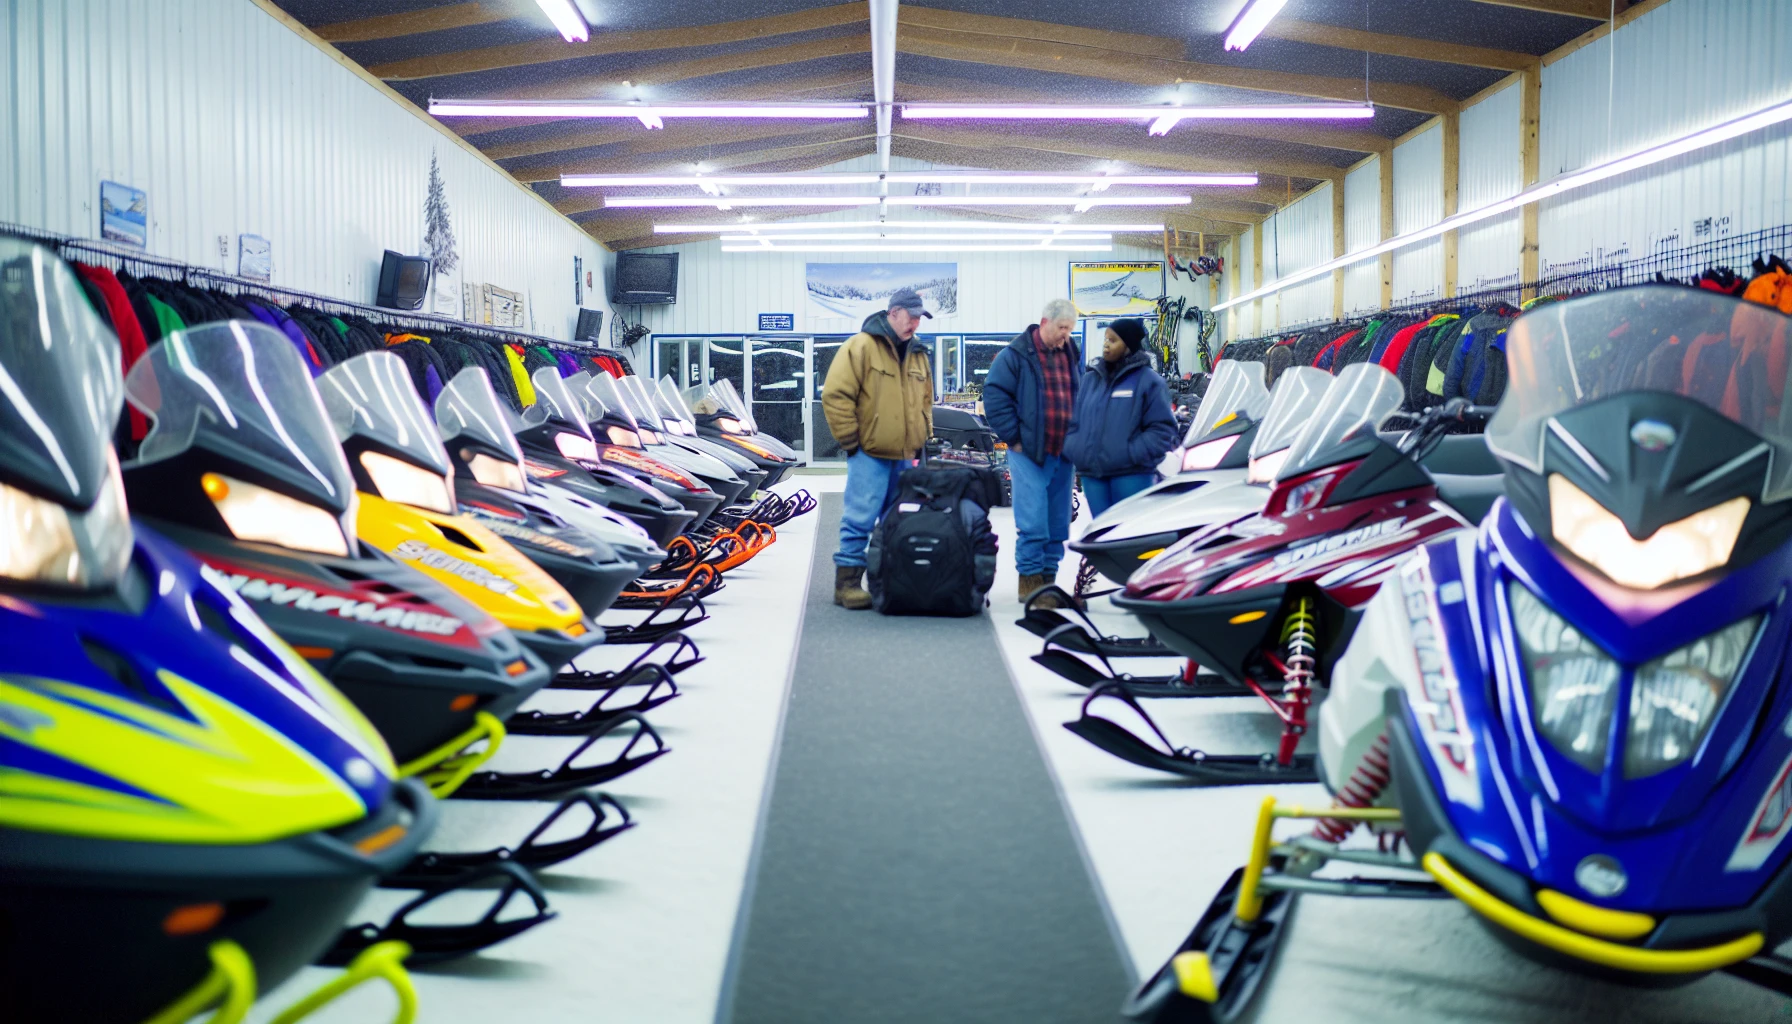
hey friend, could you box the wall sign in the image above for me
[758,312,795,332]
[1070,261,1164,316]
[99,180,147,249]
[238,234,271,282]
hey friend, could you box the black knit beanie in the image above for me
[1110,317,1147,352]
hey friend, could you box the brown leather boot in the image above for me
[1020,573,1067,609]
[834,565,872,610]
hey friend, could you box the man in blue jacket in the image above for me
[984,298,1080,605]
[1063,317,1180,518]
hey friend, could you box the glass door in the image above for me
[811,335,848,461]
[748,336,808,458]
[702,337,745,395]
[964,336,1009,394]
[933,335,964,397]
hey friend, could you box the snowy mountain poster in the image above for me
[806,263,957,325]
[99,181,147,249]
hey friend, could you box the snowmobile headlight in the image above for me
[1282,474,1332,515]
[1549,475,1749,590]
[1625,616,1759,779]
[555,431,601,462]
[1508,580,1619,773]
[1,481,77,583]
[206,473,350,557]
[360,451,455,515]
[638,428,663,445]
[468,453,527,493]
[606,426,641,448]
[1247,447,1289,484]
[1182,435,1238,472]
[718,416,749,434]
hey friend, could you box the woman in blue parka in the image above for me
[1062,318,1181,518]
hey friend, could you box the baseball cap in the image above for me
[887,287,933,319]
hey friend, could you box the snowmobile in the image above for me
[510,370,699,548]
[0,241,442,1023]
[1125,286,1792,1022]
[124,324,665,805]
[577,370,747,512]
[688,377,804,473]
[1064,362,1504,785]
[655,375,797,489]
[615,373,769,500]
[434,364,642,618]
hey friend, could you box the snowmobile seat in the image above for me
[1433,473,1504,524]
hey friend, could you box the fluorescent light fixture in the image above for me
[721,244,1115,253]
[608,196,1190,209]
[718,233,1114,242]
[655,221,1166,233]
[534,0,590,42]
[1213,95,1792,313]
[1225,0,1290,51]
[637,114,664,130]
[899,103,1373,121]
[427,100,869,119]
[561,171,1257,187]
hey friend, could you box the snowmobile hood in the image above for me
[1078,471,1259,544]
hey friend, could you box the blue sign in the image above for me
[758,313,795,332]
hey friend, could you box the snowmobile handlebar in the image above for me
[1397,398,1497,463]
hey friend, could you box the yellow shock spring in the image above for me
[1279,597,1317,689]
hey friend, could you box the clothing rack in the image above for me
[0,220,602,353]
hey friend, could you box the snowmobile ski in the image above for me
[324,861,555,966]
[553,632,704,688]
[454,713,669,799]
[384,792,634,887]
[1064,684,1318,785]
[1018,586,1176,658]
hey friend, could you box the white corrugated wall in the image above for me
[1392,124,1443,303]
[0,0,607,336]
[1457,81,1523,290]
[1259,182,1332,328]
[1235,225,1257,337]
[1341,157,1382,314]
[1538,0,1792,274]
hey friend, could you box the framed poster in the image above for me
[806,263,957,324]
[482,284,525,327]
[237,234,271,282]
[1070,261,1164,317]
[100,180,147,248]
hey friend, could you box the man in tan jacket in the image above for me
[820,287,935,608]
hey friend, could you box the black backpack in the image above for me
[867,466,999,616]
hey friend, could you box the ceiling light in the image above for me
[717,233,1114,242]
[654,221,1166,232]
[606,197,884,208]
[1225,0,1290,51]
[610,196,1190,209]
[899,103,1373,121]
[534,0,590,42]
[637,114,663,130]
[427,100,870,119]
[1212,94,1792,313]
[721,243,1115,253]
[561,172,1256,187]
[889,196,1190,207]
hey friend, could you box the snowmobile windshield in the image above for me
[0,238,124,509]
[1276,362,1405,481]
[529,366,594,440]
[436,366,524,465]
[1184,360,1270,446]
[1248,366,1332,459]
[318,351,451,476]
[1490,286,1792,502]
[128,320,355,513]
[618,375,668,432]
[713,378,757,431]
[584,372,640,431]
[654,376,699,433]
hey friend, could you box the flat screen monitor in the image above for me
[613,252,678,304]
[376,250,431,310]
[575,308,605,341]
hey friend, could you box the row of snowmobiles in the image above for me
[1018,287,1792,1019]
[0,237,811,1023]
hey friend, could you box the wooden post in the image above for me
[1378,153,1394,310]
[1331,179,1346,320]
[1442,111,1460,299]
[1227,237,1240,343]
[1520,68,1541,301]
[1251,223,1264,337]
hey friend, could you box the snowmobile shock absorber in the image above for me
[1314,730,1393,843]
[1275,599,1318,766]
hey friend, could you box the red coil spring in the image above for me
[1313,730,1392,843]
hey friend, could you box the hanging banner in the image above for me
[1070,261,1164,316]
[100,180,148,249]
[806,263,957,324]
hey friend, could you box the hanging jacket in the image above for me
[504,345,537,406]
[75,264,152,440]
[1062,349,1179,478]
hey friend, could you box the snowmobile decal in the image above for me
[475,517,598,559]
[206,565,473,642]
[1728,747,1792,872]
[392,540,520,595]
[1270,517,1403,569]
[1398,549,1481,810]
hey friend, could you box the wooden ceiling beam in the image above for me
[1258,19,1538,73]
[892,10,1457,115]
[894,126,1347,183]
[552,134,878,213]
[518,122,873,182]
[895,7,1183,60]
[1462,0,1611,19]
[366,2,868,80]
[314,2,512,44]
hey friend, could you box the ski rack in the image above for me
[507,669,679,735]
[322,861,556,967]
[1017,585,1176,659]
[1033,624,1253,698]
[455,712,669,800]
[385,792,635,887]
[1063,682,1318,785]
[605,595,709,644]
[552,632,704,689]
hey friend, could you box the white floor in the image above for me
[251,481,824,1024]
[988,499,1792,1023]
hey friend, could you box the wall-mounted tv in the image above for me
[376,250,431,310]
[613,252,678,304]
[575,308,605,341]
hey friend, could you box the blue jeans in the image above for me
[1081,472,1158,520]
[1009,451,1074,575]
[834,450,909,568]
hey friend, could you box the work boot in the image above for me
[1021,573,1069,609]
[834,565,872,610]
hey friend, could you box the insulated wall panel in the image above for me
[1539,0,1792,274]
[1341,158,1381,313]
[1457,81,1523,291]
[1260,183,1332,328]
[0,0,607,336]
[1392,124,1444,303]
